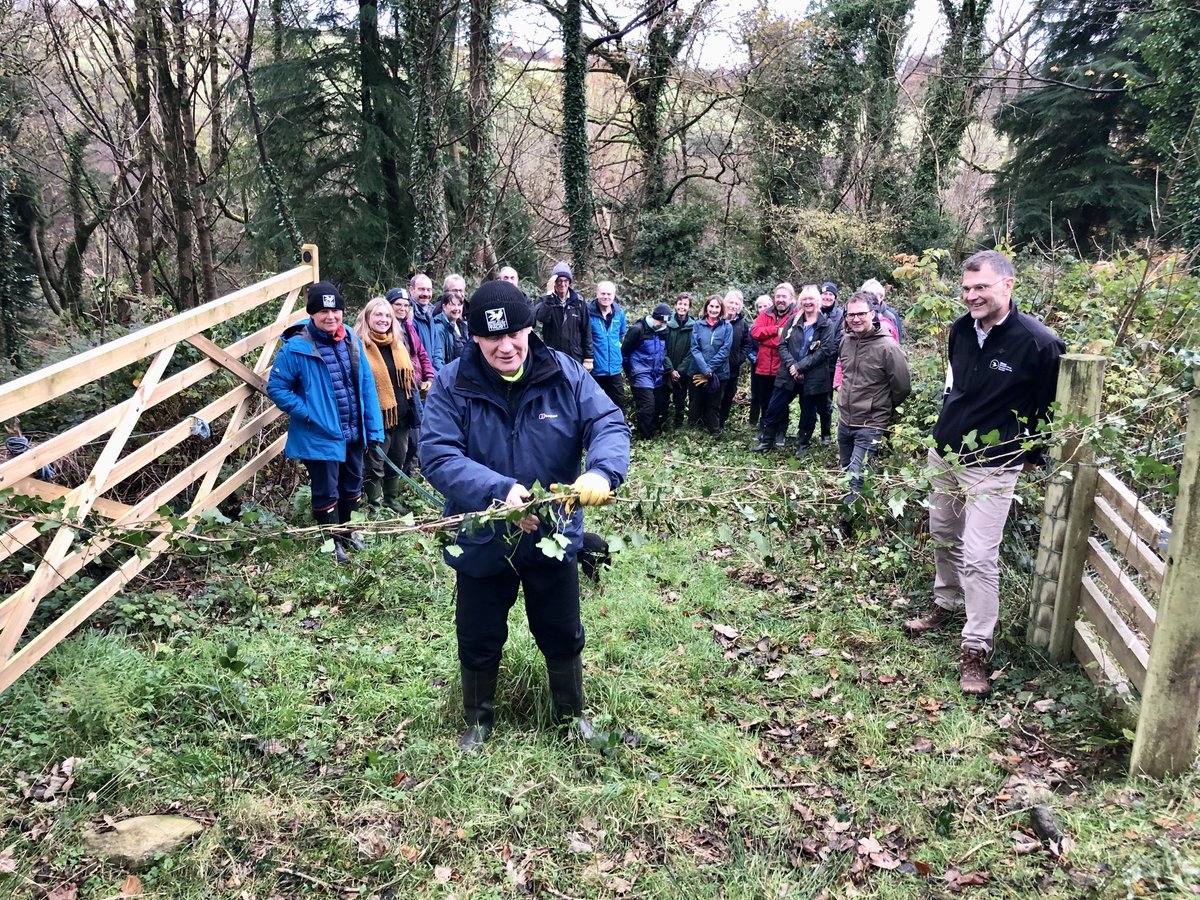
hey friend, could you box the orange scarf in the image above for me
[363,330,414,429]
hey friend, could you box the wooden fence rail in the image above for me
[0,245,320,694]
[1029,355,1199,778]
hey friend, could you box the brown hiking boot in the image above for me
[902,603,953,636]
[959,648,991,696]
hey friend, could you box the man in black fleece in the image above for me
[904,250,1064,697]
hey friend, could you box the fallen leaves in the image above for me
[119,875,143,897]
[943,868,990,892]
[17,757,83,804]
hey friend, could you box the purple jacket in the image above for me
[401,317,435,383]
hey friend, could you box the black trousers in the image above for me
[760,383,801,437]
[456,559,583,671]
[403,425,420,475]
[631,384,668,438]
[817,390,834,439]
[749,372,774,427]
[669,375,688,425]
[689,381,721,435]
[719,364,742,427]
[592,373,627,413]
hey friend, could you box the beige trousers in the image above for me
[927,449,1020,653]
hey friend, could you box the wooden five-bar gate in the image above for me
[1029,355,1200,778]
[0,245,322,694]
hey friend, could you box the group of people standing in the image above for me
[266,249,1064,733]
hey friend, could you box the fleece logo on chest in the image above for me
[538,412,559,420]
[989,359,1014,374]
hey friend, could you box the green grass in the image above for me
[1,425,1197,899]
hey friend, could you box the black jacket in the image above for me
[727,312,755,372]
[775,310,837,395]
[932,303,1064,467]
[534,290,593,363]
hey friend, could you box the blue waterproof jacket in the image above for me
[410,302,438,367]
[621,318,668,389]
[431,313,470,371]
[419,334,630,577]
[267,321,385,461]
[689,317,733,380]
[587,300,627,377]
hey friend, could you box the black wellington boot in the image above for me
[336,496,365,551]
[458,665,499,752]
[752,429,773,452]
[314,508,350,565]
[546,655,595,741]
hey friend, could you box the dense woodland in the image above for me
[0,0,1197,372]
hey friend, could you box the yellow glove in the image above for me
[571,471,613,507]
[692,373,709,387]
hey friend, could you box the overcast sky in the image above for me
[496,0,1032,70]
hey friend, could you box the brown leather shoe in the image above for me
[959,648,991,696]
[902,603,953,636]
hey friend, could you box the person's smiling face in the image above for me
[961,263,1013,330]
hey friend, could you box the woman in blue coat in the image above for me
[688,294,733,438]
[431,293,470,371]
[266,281,385,563]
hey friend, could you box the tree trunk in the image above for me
[132,0,155,299]
[561,0,594,274]
[465,0,497,277]
[152,7,197,309]
[404,0,454,272]
[171,0,217,304]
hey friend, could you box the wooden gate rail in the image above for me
[0,245,320,693]
[1029,354,1200,777]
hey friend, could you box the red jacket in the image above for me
[750,305,795,377]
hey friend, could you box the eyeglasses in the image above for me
[961,277,1008,297]
[845,311,871,318]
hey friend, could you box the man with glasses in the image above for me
[904,251,1064,697]
[835,292,910,529]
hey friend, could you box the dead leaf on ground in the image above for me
[45,885,78,900]
[944,868,990,892]
[909,736,935,753]
[568,834,593,854]
[119,875,143,897]
[1033,698,1056,713]
[764,666,787,681]
[0,845,15,874]
[712,623,739,642]
[434,865,452,884]
[1012,831,1041,855]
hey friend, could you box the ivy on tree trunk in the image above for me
[561,0,594,275]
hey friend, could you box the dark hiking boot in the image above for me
[546,655,596,741]
[959,648,991,696]
[794,444,810,459]
[458,665,498,752]
[752,431,773,452]
[773,431,788,450]
[902,603,954,636]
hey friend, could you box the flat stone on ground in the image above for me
[82,814,203,870]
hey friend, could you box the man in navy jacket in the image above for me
[420,281,631,751]
[904,250,1064,697]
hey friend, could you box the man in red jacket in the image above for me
[750,283,797,450]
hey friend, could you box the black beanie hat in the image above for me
[385,286,410,303]
[468,281,534,336]
[651,303,673,321]
[307,281,345,314]
[820,281,838,297]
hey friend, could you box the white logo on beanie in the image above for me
[322,294,337,308]
[485,308,509,332]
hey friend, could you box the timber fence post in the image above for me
[1130,392,1200,779]
[1027,354,1107,659]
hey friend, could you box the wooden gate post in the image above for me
[1027,354,1107,659]
[1130,392,1200,779]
